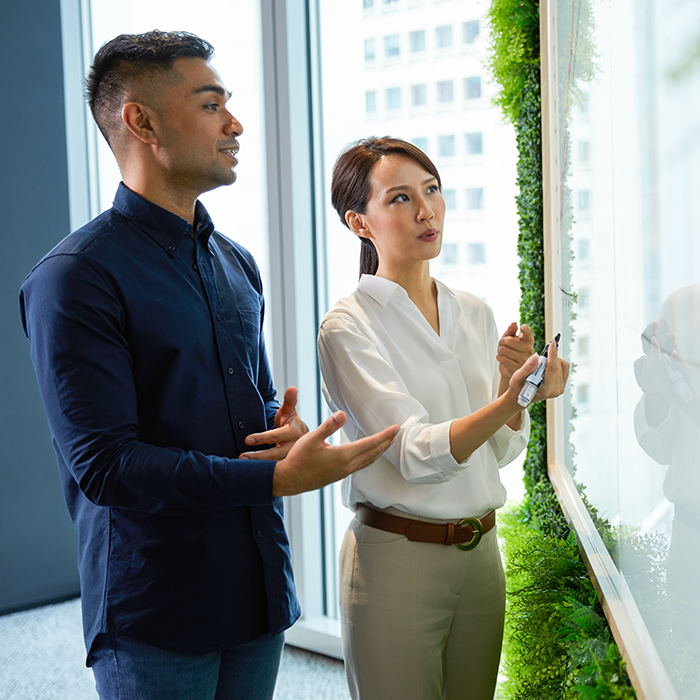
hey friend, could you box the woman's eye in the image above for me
[427,185,440,194]
[391,194,409,203]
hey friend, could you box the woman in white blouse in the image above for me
[317,137,569,700]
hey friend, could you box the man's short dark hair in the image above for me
[85,30,214,150]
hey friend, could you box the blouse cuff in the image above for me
[429,420,468,478]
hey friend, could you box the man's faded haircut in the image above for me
[85,30,214,150]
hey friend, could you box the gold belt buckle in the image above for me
[455,517,483,551]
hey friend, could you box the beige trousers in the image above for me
[339,515,505,700]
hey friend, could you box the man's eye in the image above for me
[205,104,219,111]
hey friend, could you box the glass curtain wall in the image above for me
[558,0,700,695]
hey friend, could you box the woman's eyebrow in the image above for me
[385,177,436,194]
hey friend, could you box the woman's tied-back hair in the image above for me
[330,137,442,276]
[85,30,215,152]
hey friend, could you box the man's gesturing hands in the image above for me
[240,387,399,497]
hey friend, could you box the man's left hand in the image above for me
[239,386,308,460]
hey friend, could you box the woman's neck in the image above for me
[376,262,439,333]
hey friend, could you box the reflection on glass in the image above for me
[559,0,700,695]
[318,0,521,619]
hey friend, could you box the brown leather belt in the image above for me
[356,504,495,551]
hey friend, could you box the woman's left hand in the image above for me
[497,323,535,380]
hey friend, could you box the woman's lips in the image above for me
[419,229,439,241]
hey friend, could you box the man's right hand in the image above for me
[269,412,400,497]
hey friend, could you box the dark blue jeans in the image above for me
[89,632,285,700]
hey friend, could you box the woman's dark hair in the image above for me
[85,30,215,150]
[331,137,442,276]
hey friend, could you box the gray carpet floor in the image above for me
[0,598,349,700]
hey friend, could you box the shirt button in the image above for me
[238,421,245,429]
[193,263,199,271]
[256,531,263,538]
[217,314,221,321]
[228,367,234,375]
[168,245,175,252]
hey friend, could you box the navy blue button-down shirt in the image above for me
[19,184,300,658]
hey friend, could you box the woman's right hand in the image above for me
[505,340,570,406]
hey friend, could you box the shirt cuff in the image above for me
[225,458,277,506]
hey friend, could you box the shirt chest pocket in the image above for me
[234,309,263,377]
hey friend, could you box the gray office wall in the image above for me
[0,0,81,612]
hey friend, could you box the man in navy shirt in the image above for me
[19,30,398,700]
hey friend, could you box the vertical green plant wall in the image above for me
[485,1,636,697]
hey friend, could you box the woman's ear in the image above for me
[122,102,159,145]
[345,211,370,238]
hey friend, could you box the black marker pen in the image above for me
[517,333,561,407]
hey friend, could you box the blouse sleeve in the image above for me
[319,313,480,485]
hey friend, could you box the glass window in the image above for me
[363,0,374,7]
[384,34,400,58]
[465,187,484,210]
[437,80,454,103]
[364,38,375,61]
[578,190,591,212]
[577,288,590,313]
[464,76,482,99]
[409,29,426,53]
[578,238,590,262]
[578,140,590,163]
[443,189,457,211]
[438,135,455,157]
[465,132,483,155]
[463,20,480,44]
[411,84,427,107]
[467,242,486,265]
[577,335,589,358]
[441,242,458,264]
[385,87,401,110]
[412,137,428,153]
[435,25,452,49]
[366,90,377,113]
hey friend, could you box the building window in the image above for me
[443,189,457,211]
[578,190,591,212]
[412,137,428,154]
[467,242,486,265]
[441,243,458,264]
[384,34,400,58]
[363,0,374,8]
[465,132,483,155]
[437,80,454,103]
[438,135,455,157]
[364,38,375,62]
[411,84,427,107]
[409,30,426,53]
[577,383,590,408]
[463,20,480,44]
[578,335,590,358]
[384,0,398,4]
[366,90,377,113]
[577,288,590,312]
[436,25,453,49]
[578,238,591,263]
[464,76,482,100]
[465,187,484,210]
[386,87,401,110]
[579,140,591,164]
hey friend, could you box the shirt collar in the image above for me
[357,274,455,307]
[111,182,215,255]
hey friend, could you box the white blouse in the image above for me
[317,274,530,520]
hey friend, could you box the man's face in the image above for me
[155,57,243,196]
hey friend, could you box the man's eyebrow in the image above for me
[385,176,437,194]
[192,84,232,100]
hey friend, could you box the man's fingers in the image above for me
[240,445,289,461]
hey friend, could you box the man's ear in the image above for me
[345,211,371,239]
[121,102,159,145]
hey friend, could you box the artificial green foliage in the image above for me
[485,0,540,123]
[499,509,636,700]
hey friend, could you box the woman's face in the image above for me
[347,154,445,271]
